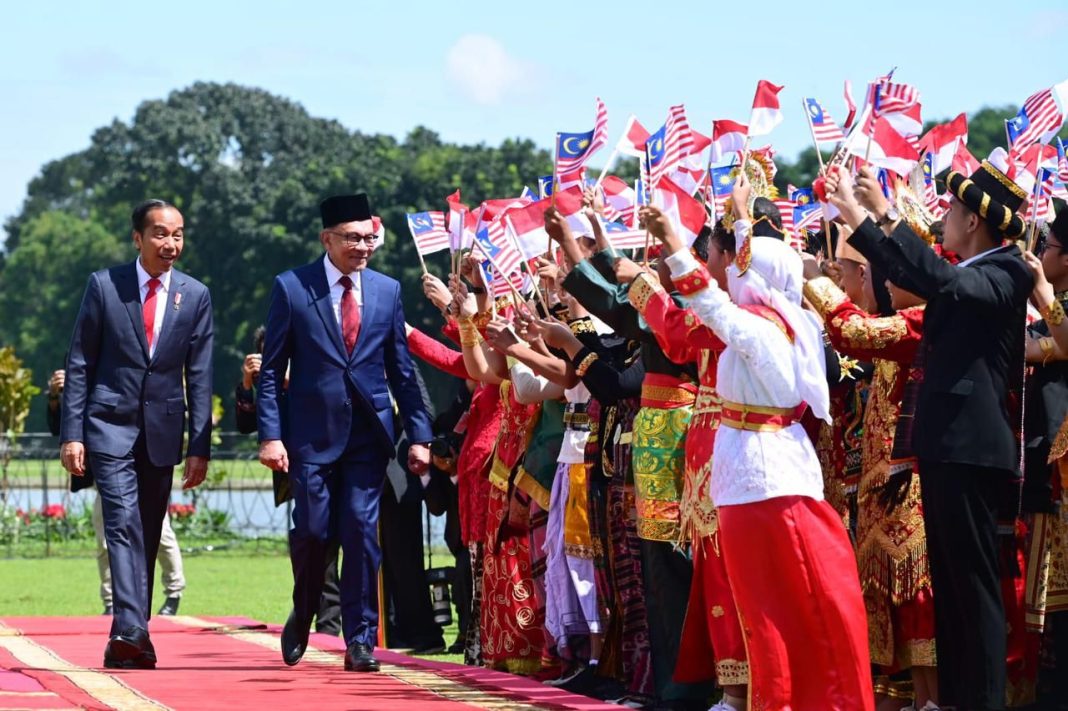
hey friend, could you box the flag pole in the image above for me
[738,135,753,174]
[550,133,560,257]
[1026,175,1043,253]
[593,146,620,189]
[642,144,652,267]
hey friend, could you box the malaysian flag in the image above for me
[603,220,646,249]
[1006,80,1068,151]
[861,73,920,136]
[556,97,609,178]
[773,198,797,237]
[921,153,937,209]
[791,187,821,233]
[804,97,845,143]
[645,104,694,186]
[472,222,525,297]
[405,212,451,256]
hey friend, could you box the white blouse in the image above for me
[665,249,825,507]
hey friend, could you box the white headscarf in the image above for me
[727,235,830,422]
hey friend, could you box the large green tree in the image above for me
[1,82,551,424]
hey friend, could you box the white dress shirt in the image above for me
[135,257,171,358]
[322,253,363,325]
[956,244,1004,268]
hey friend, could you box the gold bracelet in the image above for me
[1043,300,1066,327]
[575,352,599,376]
[1040,336,1055,365]
[458,319,483,348]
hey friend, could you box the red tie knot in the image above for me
[338,275,353,290]
[147,277,161,294]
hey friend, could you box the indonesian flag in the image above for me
[748,80,785,137]
[446,189,473,251]
[951,141,980,176]
[882,102,923,138]
[710,119,748,163]
[504,198,552,259]
[601,176,636,226]
[616,115,651,158]
[652,175,708,247]
[849,116,919,177]
[477,197,530,234]
[552,185,587,217]
[918,113,968,175]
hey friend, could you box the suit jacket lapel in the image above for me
[118,261,150,363]
[309,261,349,360]
[351,270,378,360]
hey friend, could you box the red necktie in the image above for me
[339,275,361,354]
[143,277,161,351]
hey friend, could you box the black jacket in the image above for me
[849,219,1031,473]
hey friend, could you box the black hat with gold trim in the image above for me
[944,161,1028,240]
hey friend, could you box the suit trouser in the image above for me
[289,450,387,649]
[89,441,173,636]
[920,461,1007,711]
[93,493,185,606]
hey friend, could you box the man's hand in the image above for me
[824,166,866,228]
[485,319,521,351]
[854,166,891,219]
[182,456,209,490]
[821,259,844,285]
[637,205,681,251]
[1024,250,1054,305]
[48,370,65,397]
[582,185,605,218]
[408,443,430,475]
[731,170,752,220]
[60,441,85,476]
[259,439,289,473]
[527,318,574,350]
[534,256,560,285]
[422,273,452,312]
[613,257,647,285]
[241,353,261,390]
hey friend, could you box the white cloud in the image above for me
[445,34,534,106]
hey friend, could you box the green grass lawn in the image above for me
[0,553,463,664]
[4,459,272,486]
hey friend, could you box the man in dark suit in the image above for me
[258,194,432,673]
[60,199,213,670]
[827,162,1033,710]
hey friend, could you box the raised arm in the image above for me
[804,276,923,363]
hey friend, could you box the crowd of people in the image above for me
[53,147,1068,711]
[388,159,1068,711]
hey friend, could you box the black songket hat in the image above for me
[320,194,373,229]
[944,161,1027,240]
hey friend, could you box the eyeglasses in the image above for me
[328,231,377,246]
[1037,238,1065,256]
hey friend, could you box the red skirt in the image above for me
[674,534,749,686]
[719,496,874,710]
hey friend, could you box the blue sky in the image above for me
[2,0,1066,241]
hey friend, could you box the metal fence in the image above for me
[0,432,290,558]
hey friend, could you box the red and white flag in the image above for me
[504,198,552,259]
[601,176,637,226]
[710,119,748,163]
[850,116,919,176]
[652,175,708,247]
[445,189,474,251]
[951,141,980,176]
[616,115,651,158]
[842,79,858,130]
[748,80,785,137]
[918,113,968,174]
[882,102,923,138]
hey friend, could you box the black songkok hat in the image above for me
[1051,207,1068,245]
[320,194,372,229]
[944,161,1028,240]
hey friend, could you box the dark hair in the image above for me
[253,326,266,354]
[131,199,176,233]
[710,222,735,256]
[752,197,782,229]
[692,224,711,262]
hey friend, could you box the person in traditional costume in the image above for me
[652,171,875,709]
[804,221,939,709]
[826,160,1033,711]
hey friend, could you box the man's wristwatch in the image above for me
[875,206,900,227]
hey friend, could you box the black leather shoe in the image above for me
[344,643,380,672]
[102,605,113,616]
[280,610,310,666]
[157,597,180,616]
[104,626,156,670]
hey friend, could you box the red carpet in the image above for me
[0,616,612,710]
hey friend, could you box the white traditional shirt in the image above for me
[557,382,591,465]
[322,253,363,325]
[135,257,171,358]
[666,249,825,507]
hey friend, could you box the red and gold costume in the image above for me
[805,276,935,671]
[628,271,748,688]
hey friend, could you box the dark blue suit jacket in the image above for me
[257,258,432,464]
[60,261,215,467]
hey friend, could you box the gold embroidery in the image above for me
[627,273,662,313]
[568,317,595,335]
[832,312,908,350]
[715,658,750,687]
[803,276,848,317]
[711,605,725,617]
[981,160,1028,201]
